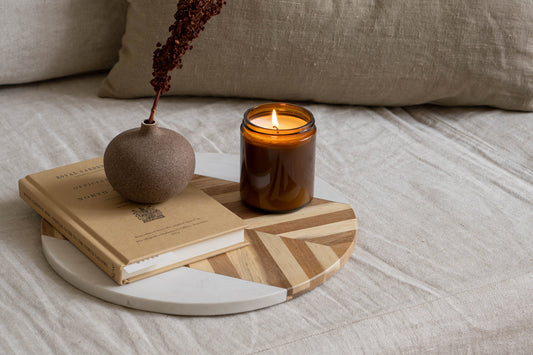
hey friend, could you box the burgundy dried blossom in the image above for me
[148,0,226,123]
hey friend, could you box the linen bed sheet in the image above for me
[1,73,532,354]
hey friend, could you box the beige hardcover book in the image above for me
[19,157,247,285]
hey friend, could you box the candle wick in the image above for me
[273,125,279,132]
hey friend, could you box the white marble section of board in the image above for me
[42,153,344,315]
[42,236,286,315]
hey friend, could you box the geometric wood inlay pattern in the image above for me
[188,175,357,300]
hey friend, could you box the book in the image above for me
[19,157,247,285]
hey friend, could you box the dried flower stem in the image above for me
[147,89,162,124]
[148,0,226,123]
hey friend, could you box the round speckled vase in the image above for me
[103,120,195,204]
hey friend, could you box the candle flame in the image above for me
[272,109,279,129]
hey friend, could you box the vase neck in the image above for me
[141,120,158,133]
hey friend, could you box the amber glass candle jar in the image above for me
[240,103,316,212]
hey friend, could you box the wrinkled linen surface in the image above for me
[1,74,532,354]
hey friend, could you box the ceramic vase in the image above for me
[104,120,195,204]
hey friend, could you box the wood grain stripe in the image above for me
[225,245,269,284]
[299,230,357,246]
[338,238,357,267]
[282,237,324,278]
[280,220,356,241]
[222,196,335,221]
[222,201,265,220]
[300,230,358,258]
[281,238,329,297]
[305,242,344,295]
[257,232,310,297]
[305,242,342,271]
[187,259,215,273]
[207,253,241,279]
[201,182,240,197]
[245,230,292,290]
[245,202,353,229]
[331,242,356,258]
[253,209,355,235]
[209,190,241,204]
[190,175,229,189]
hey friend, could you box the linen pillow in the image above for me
[0,0,127,85]
[99,0,533,111]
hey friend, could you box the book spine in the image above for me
[19,178,125,285]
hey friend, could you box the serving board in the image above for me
[188,175,356,299]
[42,153,357,315]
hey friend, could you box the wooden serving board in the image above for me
[187,175,357,301]
[42,155,357,315]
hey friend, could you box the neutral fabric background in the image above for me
[1,73,532,353]
[100,0,533,111]
[0,0,127,85]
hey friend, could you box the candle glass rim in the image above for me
[243,102,315,136]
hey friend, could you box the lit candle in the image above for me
[240,103,317,212]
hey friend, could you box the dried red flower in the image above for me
[148,0,226,123]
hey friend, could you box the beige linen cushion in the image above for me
[1,0,127,85]
[100,0,533,111]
